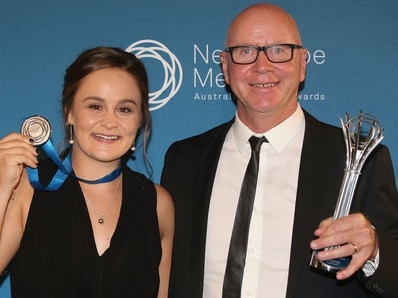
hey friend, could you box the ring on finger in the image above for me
[350,242,358,254]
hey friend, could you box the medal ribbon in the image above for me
[27,140,122,191]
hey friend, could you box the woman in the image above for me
[0,47,174,297]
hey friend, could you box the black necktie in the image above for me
[222,135,267,298]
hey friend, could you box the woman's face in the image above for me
[67,67,142,164]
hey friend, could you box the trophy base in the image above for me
[310,250,351,273]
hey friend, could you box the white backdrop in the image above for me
[1,0,397,295]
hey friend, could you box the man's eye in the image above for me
[271,46,284,54]
[241,47,254,55]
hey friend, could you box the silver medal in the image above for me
[20,115,51,146]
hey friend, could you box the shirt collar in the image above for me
[232,105,305,153]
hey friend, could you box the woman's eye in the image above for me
[119,107,132,113]
[89,104,101,110]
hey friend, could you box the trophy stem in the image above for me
[333,170,360,220]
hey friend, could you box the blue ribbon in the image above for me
[27,140,122,191]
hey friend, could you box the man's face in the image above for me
[220,5,307,129]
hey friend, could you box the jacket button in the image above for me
[371,283,385,294]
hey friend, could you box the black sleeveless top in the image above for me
[10,164,161,298]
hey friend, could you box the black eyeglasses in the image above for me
[225,44,303,64]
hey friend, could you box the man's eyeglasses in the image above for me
[224,44,304,64]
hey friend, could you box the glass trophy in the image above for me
[310,111,384,273]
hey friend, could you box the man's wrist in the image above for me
[362,249,380,277]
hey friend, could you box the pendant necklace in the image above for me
[83,175,122,224]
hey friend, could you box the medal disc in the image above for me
[21,115,51,146]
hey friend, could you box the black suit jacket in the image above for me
[161,110,398,297]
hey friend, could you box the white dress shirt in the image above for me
[204,105,305,298]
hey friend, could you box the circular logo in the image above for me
[126,39,183,111]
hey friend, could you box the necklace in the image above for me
[83,175,122,224]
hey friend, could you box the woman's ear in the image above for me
[66,110,74,125]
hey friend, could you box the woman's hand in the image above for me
[0,133,38,193]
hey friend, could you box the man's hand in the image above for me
[310,213,378,280]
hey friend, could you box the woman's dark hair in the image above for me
[62,47,151,163]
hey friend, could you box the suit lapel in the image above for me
[190,120,234,295]
[286,111,345,297]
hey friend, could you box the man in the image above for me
[161,3,398,297]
